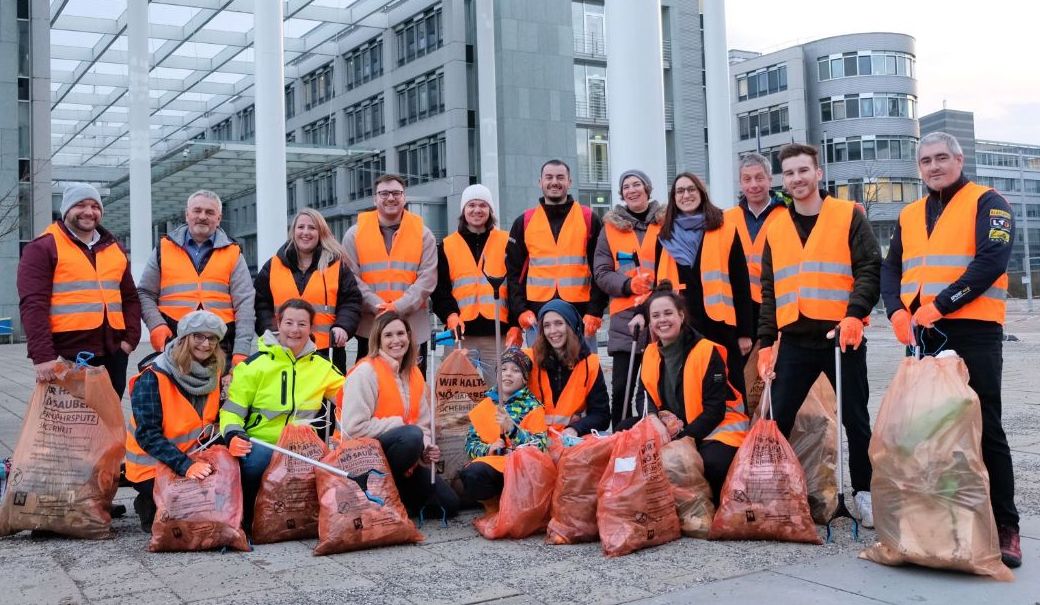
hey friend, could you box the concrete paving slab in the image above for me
[90,587,185,605]
[3,554,86,604]
[633,570,889,604]
[149,559,281,603]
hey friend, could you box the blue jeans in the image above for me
[239,442,274,524]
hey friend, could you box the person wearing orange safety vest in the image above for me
[335,310,460,517]
[254,208,362,374]
[525,299,610,437]
[622,285,747,501]
[17,182,141,397]
[505,160,608,348]
[648,172,753,400]
[137,190,255,368]
[342,174,437,376]
[433,184,516,386]
[125,310,226,532]
[460,347,547,506]
[756,143,880,529]
[880,132,1020,569]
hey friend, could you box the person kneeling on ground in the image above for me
[126,310,227,532]
[220,298,344,528]
[336,310,460,518]
[620,282,749,502]
[460,347,549,508]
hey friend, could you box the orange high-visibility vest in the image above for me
[355,210,423,303]
[157,237,239,323]
[467,396,547,472]
[655,224,737,326]
[899,182,1008,324]
[526,348,601,429]
[43,223,127,332]
[766,198,855,328]
[124,367,221,483]
[641,338,748,448]
[604,222,660,314]
[269,256,340,349]
[725,205,784,303]
[524,204,592,303]
[443,230,509,323]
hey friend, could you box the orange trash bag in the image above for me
[709,386,821,544]
[860,353,1013,580]
[790,374,838,525]
[251,423,328,544]
[661,437,715,539]
[474,445,557,539]
[313,437,422,555]
[597,416,680,557]
[434,348,487,500]
[149,445,250,552]
[546,432,617,544]
[0,362,124,539]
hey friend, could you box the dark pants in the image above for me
[459,461,504,502]
[356,337,428,378]
[238,442,275,528]
[699,325,747,401]
[316,346,348,374]
[88,350,129,399]
[920,328,1018,530]
[376,425,458,516]
[609,350,645,428]
[132,479,156,532]
[769,338,873,493]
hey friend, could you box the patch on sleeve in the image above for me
[712,372,725,384]
[991,216,1011,230]
[989,228,1011,243]
[990,208,1012,220]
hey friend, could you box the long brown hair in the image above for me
[368,310,416,373]
[169,336,226,378]
[532,318,581,370]
[659,171,724,240]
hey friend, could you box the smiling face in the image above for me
[185,195,222,241]
[918,141,965,192]
[540,312,570,351]
[463,199,491,231]
[673,176,701,214]
[781,153,822,202]
[277,307,312,355]
[649,295,683,345]
[292,213,320,255]
[378,319,410,363]
[740,164,771,206]
[621,176,650,213]
[540,163,572,203]
[375,179,406,223]
[500,361,525,396]
[189,332,219,362]
[64,199,102,238]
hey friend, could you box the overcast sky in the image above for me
[725,0,1040,145]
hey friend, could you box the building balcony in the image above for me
[575,99,608,124]
[664,102,674,130]
[574,33,606,59]
[662,39,672,68]
[578,160,610,188]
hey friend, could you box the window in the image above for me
[302,63,334,110]
[825,136,918,165]
[285,85,295,119]
[395,70,445,126]
[343,36,383,91]
[287,182,297,215]
[302,115,336,146]
[395,6,443,67]
[574,64,607,121]
[237,105,255,141]
[344,94,384,144]
[827,178,921,204]
[817,51,915,81]
[735,63,788,101]
[346,153,386,201]
[396,133,447,185]
[210,118,232,141]
[305,170,337,208]
[820,93,917,122]
[736,104,790,140]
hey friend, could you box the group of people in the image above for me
[15,131,1020,568]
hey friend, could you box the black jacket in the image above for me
[253,243,362,341]
[758,194,882,348]
[432,227,514,336]
[536,339,611,436]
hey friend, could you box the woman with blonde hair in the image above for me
[254,208,362,372]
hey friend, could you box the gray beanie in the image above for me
[459,184,499,222]
[618,169,652,195]
[176,310,227,342]
[60,182,103,218]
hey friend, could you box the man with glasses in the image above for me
[342,174,437,375]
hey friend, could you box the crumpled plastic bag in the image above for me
[313,437,422,555]
[149,445,250,552]
[546,433,617,544]
[860,353,1013,581]
[475,445,557,539]
[661,437,715,539]
[0,362,124,539]
[789,374,838,525]
[434,348,487,500]
[252,423,327,544]
[597,416,680,556]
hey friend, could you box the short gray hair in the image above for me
[918,132,964,160]
[738,152,772,176]
[187,189,222,211]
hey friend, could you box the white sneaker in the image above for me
[854,491,874,529]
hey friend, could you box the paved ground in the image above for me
[1,310,1038,605]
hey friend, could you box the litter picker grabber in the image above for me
[248,437,385,505]
[619,324,641,425]
[481,264,508,405]
[428,329,456,485]
[825,326,859,543]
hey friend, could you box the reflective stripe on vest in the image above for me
[443,230,509,323]
[524,204,592,302]
[355,210,424,303]
[654,226,738,326]
[157,237,239,322]
[898,182,1008,324]
[43,223,127,332]
[269,256,341,349]
[604,221,660,314]
[766,198,855,328]
[641,338,748,448]
[526,350,601,429]
[124,367,221,483]
[726,205,784,304]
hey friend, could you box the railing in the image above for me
[573,32,606,57]
[662,39,672,67]
[578,160,610,187]
[664,102,674,130]
[575,98,608,123]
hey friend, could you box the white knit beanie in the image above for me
[459,184,498,221]
[60,182,103,218]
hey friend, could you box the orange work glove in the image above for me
[228,435,252,457]
[912,302,943,329]
[583,314,603,337]
[504,327,524,349]
[446,313,464,336]
[756,345,775,381]
[890,309,912,345]
[518,310,537,330]
[184,461,213,480]
[629,273,653,296]
[149,325,173,352]
[231,354,246,367]
[836,317,864,352]
[376,301,396,316]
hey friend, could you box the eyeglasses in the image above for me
[674,186,699,197]
[376,190,405,200]
[190,333,220,345]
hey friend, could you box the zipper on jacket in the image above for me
[280,371,288,409]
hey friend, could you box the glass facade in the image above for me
[736,63,788,101]
[817,51,915,81]
[821,93,917,123]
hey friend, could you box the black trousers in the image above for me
[356,337,428,378]
[131,479,156,532]
[376,425,458,516]
[920,328,1018,530]
[459,461,504,502]
[88,350,129,399]
[769,338,873,493]
[609,350,646,428]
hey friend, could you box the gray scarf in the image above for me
[155,346,219,397]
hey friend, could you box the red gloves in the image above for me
[583,314,603,337]
[231,354,247,367]
[518,310,537,330]
[228,435,252,457]
[837,317,864,352]
[185,461,213,480]
[504,327,524,349]
[912,302,942,329]
[446,313,464,336]
[756,345,774,381]
[149,325,173,352]
[890,309,911,345]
